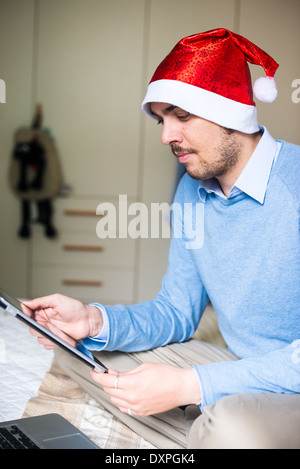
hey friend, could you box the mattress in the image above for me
[0,310,53,421]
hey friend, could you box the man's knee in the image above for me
[188,393,300,449]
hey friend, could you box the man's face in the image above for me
[150,102,241,181]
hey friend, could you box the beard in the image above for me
[171,129,241,181]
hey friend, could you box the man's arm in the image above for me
[194,340,300,411]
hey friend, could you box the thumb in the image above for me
[22,295,58,311]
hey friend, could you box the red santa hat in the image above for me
[142,28,279,133]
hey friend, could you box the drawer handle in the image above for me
[62,279,103,287]
[62,244,104,252]
[64,209,104,217]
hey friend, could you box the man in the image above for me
[25,28,300,449]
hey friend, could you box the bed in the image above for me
[0,311,53,421]
[0,310,154,449]
[1,303,223,448]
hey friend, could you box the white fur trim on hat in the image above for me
[142,79,260,134]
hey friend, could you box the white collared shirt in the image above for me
[198,126,282,205]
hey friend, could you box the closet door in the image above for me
[0,0,35,297]
[136,0,237,301]
[240,0,300,144]
[35,0,145,197]
[29,0,145,301]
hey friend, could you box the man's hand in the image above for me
[92,362,201,416]
[22,294,103,349]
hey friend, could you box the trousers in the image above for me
[55,339,300,449]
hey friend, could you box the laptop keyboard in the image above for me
[0,425,39,449]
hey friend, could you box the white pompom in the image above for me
[253,76,277,103]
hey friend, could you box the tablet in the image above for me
[0,288,107,373]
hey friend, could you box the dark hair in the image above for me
[223,127,235,135]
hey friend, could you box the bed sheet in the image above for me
[0,310,53,421]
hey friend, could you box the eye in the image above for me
[177,113,190,121]
[156,118,163,125]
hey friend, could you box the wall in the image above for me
[0,0,299,302]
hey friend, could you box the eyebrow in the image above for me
[150,104,178,119]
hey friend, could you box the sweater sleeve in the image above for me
[194,339,300,411]
[84,233,208,352]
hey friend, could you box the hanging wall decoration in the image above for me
[9,104,63,238]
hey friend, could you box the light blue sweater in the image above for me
[84,133,300,409]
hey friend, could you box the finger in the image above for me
[91,369,122,389]
[21,302,34,318]
[92,374,143,415]
[29,327,40,337]
[29,328,58,349]
[37,338,57,350]
[28,315,75,349]
[32,319,77,348]
[23,295,57,311]
[110,396,140,416]
[119,406,135,415]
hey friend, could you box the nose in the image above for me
[161,121,183,146]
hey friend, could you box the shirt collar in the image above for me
[198,126,281,204]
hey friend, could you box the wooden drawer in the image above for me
[52,196,136,233]
[32,232,135,267]
[31,265,135,303]
[52,198,105,233]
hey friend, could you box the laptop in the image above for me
[0,413,100,449]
